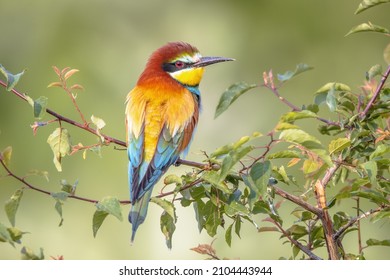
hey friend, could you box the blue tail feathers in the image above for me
[129,189,153,243]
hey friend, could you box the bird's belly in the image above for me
[143,107,163,162]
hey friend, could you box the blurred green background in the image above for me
[1,0,389,259]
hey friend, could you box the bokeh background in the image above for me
[0,0,389,259]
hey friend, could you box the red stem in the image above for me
[361,65,390,119]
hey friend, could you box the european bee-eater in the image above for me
[125,42,233,242]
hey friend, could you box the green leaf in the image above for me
[366,238,390,247]
[314,92,328,106]
[346,22,390,36]
[211,132,261,158]
[92,210,109,237]
[279,129,322,149]
[241,175,258,208]
[234,217,242,238]
[51,190,70,201]
[95,196,123,221]
[277,63,314,82]
[1,146,12,167]
[370,144,390,160]
[275,122,300,131]
[151,197,176,220]
[279,129,332,166]
[0,64,26,91]
[224,200,250,216]
[219,145,254,181]
[328,138,351,155]
[33,96,48,120]
[355,0,390,14]
[326,85,337,112]
[370,210,390,223]
[267,150,301,159]
[211,144,234,158]
[0,222,14,245]
[306,103,319,113]
[51,190,70,226]
[47,128,71,172]
[59,179,78,194]
[287,224,308,238]
[252,200,270,215]
[88,146,102,158]
[93,197,123,237]
[160,211,176,249]
[258,226,279,233]
[190,186,206,200]
[54,201,64,227]
[249,161,272,196]
[202,171,233,194]
[292,245,300,259]
[315,82,351,95]
[302,159,321,175]
[361,161,378,184]
[225,223,233,247]
[280,110,317,123]
[366,64,383,80]
[351,189,388,205]
[91,115,106,130]
[272,166,290,185]
[193,199,206,232]
[26,169,49,181]
[215,82,257,118]
[164,174,183,186]
[7,227,25,243]
[204,202,221,237]
[5,189,23,227]
[21,247,44,260]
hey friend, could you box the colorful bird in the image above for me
[125,42,233,242]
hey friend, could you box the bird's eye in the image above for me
[175,61,185,69]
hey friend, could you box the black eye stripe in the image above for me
[162,61,193,73]
[162,63,176,73]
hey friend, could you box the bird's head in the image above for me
[138,42,234,87]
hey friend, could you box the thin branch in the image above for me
[0,155,207,205]
[272,218,322,260]
[176,159,219,171]
[264,84,301,112]
[0,158,100,204]
[360,64,390,119]
[321,161,341,187]
[0,80,126,147]
[357,198,363,255]
[333,205,388,241]
[61,80,88,125]
[273,185,321,216]
[239,133,276,174]
[156,178,203,198]
[262,76,342,127]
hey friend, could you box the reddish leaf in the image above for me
[64,69,79,80]
[52,66,61,77]
[47,82,62,88]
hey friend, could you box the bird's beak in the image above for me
[192,56,235,68]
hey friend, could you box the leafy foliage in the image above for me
[354,0,390,14]
[215,82,257,118]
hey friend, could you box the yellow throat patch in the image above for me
[170,67,204,86]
